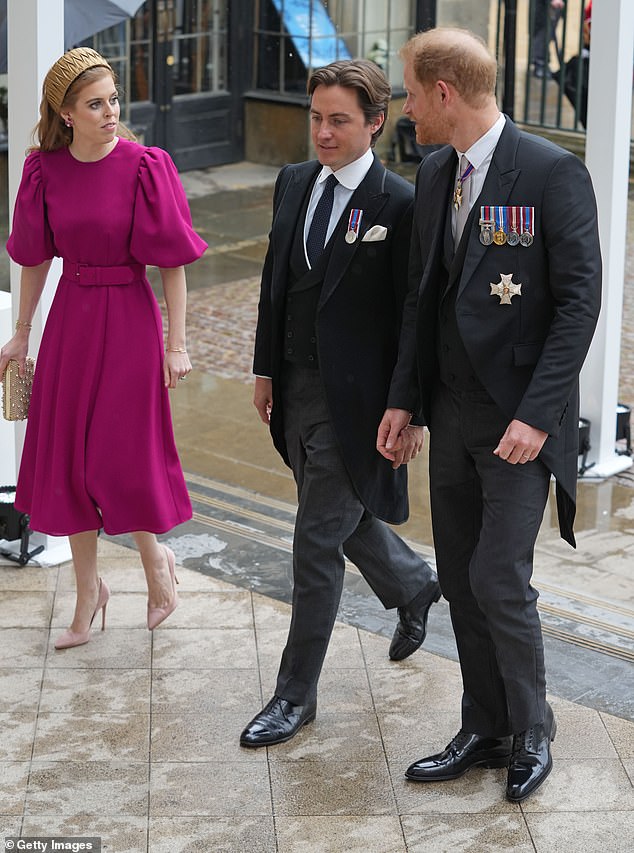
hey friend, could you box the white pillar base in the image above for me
[0,532,72,566]
[578,453,633,480]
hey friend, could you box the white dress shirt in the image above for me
[304,147,374,268]
[452,113,506,242]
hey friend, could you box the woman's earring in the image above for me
[64,118,73,127]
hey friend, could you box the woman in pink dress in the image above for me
[0,48,207,648]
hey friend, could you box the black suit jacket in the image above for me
[388,118,602,544]
[253,154,415,524]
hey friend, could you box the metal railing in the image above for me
[495,0,590,135]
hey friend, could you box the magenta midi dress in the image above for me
[6,137,207,536]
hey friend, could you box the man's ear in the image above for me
[438,80,451,103]
[371,111,385,133]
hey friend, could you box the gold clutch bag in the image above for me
[2,358,35,421]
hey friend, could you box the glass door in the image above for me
[116,1,245,169]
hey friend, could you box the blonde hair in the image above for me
[32,48,136,152]
[400,28,497,108]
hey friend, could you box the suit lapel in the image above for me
[419,147,456,294]
[456,119,521,298]
[318,156,389,309]
[271,162,320,301]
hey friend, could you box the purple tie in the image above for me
[306,174,339,266]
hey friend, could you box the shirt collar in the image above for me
[456,113,506,171]
[317,147,374,190]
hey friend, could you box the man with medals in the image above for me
[378,28,601,803]
[242,60,440,748]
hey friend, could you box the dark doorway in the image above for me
[126,0,247,170]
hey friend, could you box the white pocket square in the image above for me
[361,225,388,242]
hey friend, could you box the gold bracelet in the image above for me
[15,320,32,330]
[166,347,187,353]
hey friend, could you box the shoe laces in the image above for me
[448,731,472,753]
[513,726,537,757]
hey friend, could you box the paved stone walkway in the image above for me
[0,538,632,853]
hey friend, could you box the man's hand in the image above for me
[253,376,273,424]
[493,418,548,465]
[377,408,423,469]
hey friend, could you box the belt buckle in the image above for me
[75,263,88,282]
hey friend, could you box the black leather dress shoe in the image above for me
[506,703,556,802]
[405,731,512,781]
[389,575,441,661]
[240,695,317,747]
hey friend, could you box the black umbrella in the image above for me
[0,0,145,73]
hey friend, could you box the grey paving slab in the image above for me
[149,815,276,853]
[526,811,634,853]
[269,759,398,816]
[150,710,267,763]
[25,760,149,816]
[401,813,535,853]
[0,761,30,815]
[20,817,148,853]
[149,762,273,816]
[38,667,151,715]
[276,816,407,853]
[0,669,44,712]
[32,712,150,762]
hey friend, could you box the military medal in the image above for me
[520,206,534,246]
[346,208,363,244]
[507,206,520,246]
[490,272,522,305]
[493,206,507,245]
[479,207,494,245]
[453,159,475,211]
[480,222,494,245]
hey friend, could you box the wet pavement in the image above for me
[0,156,633,851]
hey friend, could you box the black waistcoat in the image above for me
[436,200,485,391]
[283,182,339,369]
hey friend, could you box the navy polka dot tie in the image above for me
[306,174,339,267]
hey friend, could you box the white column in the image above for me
[0,291,16,484]
[1,0,71,564]
[580,0,634,478]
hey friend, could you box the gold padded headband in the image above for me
[43,48,113,113]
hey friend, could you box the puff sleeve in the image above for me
[130,146,207,267]
[6,152,56,266]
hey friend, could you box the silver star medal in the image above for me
[490,273,521,305]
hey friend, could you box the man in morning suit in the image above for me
[377,29,601,801]
[240,59,440,748]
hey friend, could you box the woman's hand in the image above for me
[163,349,192,389]
[0,333,30,380]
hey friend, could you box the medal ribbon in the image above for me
[522,206,534,236]
[494,206,507,234]
[454,160,475,210]
[347,208,363,238]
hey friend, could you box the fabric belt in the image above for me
[62,260,145,285]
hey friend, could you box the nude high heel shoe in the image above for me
[147,546,179,630]
[54,577,110,650]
